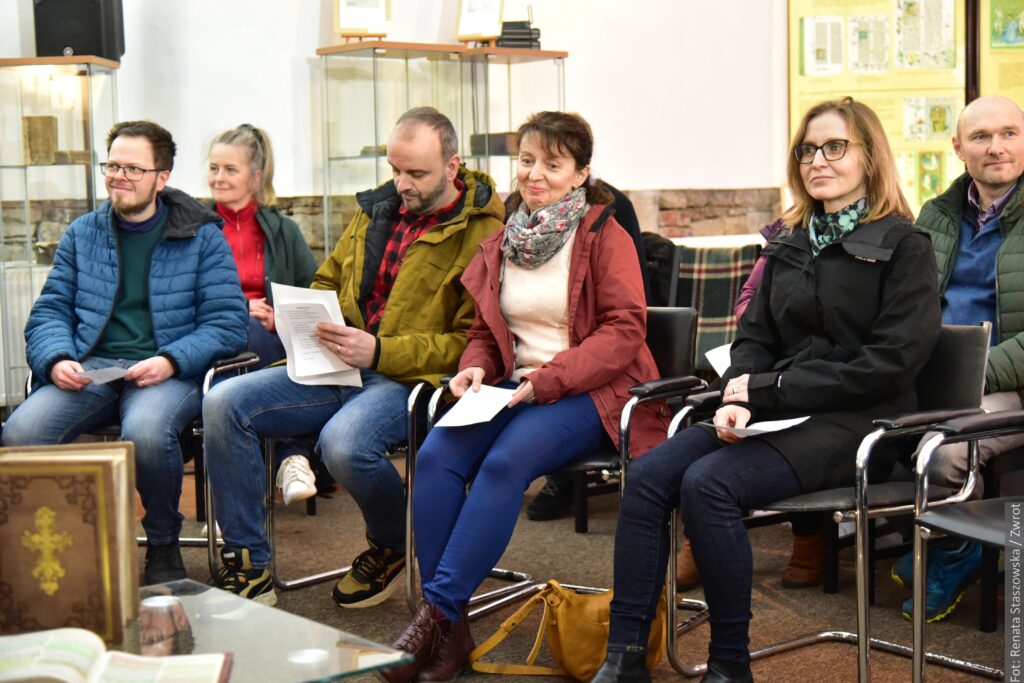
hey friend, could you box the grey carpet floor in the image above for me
[158,472,1004,683]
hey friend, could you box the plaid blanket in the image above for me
[672,242,762,372]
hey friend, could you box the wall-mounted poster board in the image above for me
[978,0,1024,104]
[789,0,967,214]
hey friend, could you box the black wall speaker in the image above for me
[34,0,125,62]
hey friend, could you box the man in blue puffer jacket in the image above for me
[2,120,248,585]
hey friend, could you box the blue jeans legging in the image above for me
[414,388,609,622]
[607,425,803,664]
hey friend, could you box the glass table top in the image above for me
[125,579,410,682]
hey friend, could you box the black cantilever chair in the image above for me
[910,410,1024,682]
[402,306,707,618]
[663,322,1001,682]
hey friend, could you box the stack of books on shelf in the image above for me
[496,20,540,49]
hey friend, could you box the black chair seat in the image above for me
[559,451,619,473]
[916,495,1024,549]
[766,482,957,513]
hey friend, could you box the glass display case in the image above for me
[317,42,568,243]
[461,47,567,194]
[0,56,118,411]
[317,41,464,249]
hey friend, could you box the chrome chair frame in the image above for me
[665,323,1002,681]
[910,412,1024,682]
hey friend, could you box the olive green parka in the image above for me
[311,167,504,386]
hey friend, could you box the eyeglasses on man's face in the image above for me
[99,162,164,181]
[794,139,855,164]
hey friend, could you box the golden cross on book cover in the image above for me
[0,442,137,644]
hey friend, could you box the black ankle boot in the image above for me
[590,652,651,683]
[701,657,753,683]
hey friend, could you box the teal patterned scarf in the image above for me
[808,197,868,256]
[501,187,587,269]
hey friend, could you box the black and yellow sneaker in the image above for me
[332,538,405,608]
[215,545,277,606]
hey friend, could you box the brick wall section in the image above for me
[1,188,780,264]
[624,188,782,238]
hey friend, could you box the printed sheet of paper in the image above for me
[718,416,810,438]
[705,344,732,378]
[77,366,129,385]
[434,385,517,428]
[271,283,361,387]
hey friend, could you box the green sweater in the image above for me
[93,211,168,360]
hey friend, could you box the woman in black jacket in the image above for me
[593,97,942,683]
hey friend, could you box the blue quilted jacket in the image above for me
[26,187,248,382]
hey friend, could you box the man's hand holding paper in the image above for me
[316,323,377,369]
[271,283,362,387]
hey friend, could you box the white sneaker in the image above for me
[200,521,222,540]
[276,455,316,505]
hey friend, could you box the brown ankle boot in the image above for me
[781,531,824,588]
[379,601,450,683]
[676,537,701,591]
[414,618,475,682]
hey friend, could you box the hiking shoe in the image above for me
[891,550,914,590]
[143,540,186,585]
[214,545,277,606]
[901,542,982,622]
[276,454,317,506]
[333,538,405,608]
[526,478,573,521]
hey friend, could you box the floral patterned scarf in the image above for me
[501,187,587,269]
[808,197,868,256]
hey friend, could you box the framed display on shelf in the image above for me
[457,0,504,42]
[335,0,390,37]
[978,0,1024,104]
[788,0,967,214]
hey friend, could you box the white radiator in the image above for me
[0,264,51,407]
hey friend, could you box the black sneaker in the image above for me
[527,479,574,521]
[214,545,277,606]
[332,538,405,608]
[143,540,186,585]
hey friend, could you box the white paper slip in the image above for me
[77,366,129,384]
[705,343,732,377]
[717,416,810,437]
[435,385,517,427]
[271,283,362,387]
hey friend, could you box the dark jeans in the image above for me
[607,425,802,663]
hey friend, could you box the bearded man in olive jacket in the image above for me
[202,107,504,607]
[894,95,1024,623]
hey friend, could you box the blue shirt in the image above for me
[941,205,1002,344]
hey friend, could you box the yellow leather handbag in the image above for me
[468,580,666,681]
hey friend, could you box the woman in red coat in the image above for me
[381,111,667,683]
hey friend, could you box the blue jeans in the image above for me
[415,388,609,622]
[1,357,200,545]
[202,365,410,567]
[607,426,802,663]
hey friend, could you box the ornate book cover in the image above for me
[0,442,137,644]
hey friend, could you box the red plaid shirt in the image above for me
[365,178,466,332]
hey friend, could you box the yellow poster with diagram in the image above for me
[979,0,1024,105]
[789,0,967,214]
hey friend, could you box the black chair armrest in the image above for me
[628,375,706,400]
[872,408,983,430]
[685,390,723,412]
[935,409,1024,437]
[210,352,260,373]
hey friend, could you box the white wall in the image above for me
[1,0,789,197]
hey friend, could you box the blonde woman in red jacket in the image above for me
[380,111,668,683]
